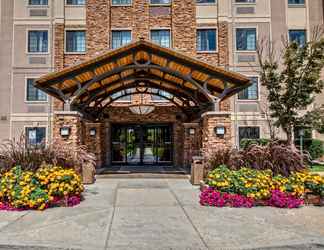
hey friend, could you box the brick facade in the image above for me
[52,1,232,169]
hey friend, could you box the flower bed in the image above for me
[200,165,324,208]
[0,165,84,211]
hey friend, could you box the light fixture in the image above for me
[129,91,155,115]
[214,126,226,138]
[189,128,196,135]
[60,127,71,137]
[89,128,96,136]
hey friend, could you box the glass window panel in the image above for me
[150,0,171,4]
[288,0,305,4]
[196,0,216,3]
[289,30,306,46]
[150,30,171,47]
[26,79,47,102]
[235,0,256,2]
[111,30,132,49]
[28,31,48,53]
[29,0,48,5]
[26,127,46,147]
[236,28,256,51]
[66,31,86,52]
[112,0,132,5]
[197,29,217,51]
[66,0,85,4]
[239,127,260,143]
[238,77,258,100]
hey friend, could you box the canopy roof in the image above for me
[35,39,251,118]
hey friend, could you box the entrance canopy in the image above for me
[35,39,250,119]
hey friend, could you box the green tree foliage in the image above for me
[257,32,324,145]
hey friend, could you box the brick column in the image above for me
[53,111,83,149]
[183,123,200,167]
[84,122,105,168]
[201,112,232,159]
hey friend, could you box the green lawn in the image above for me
[310,164,324,172]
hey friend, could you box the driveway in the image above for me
[0,178,323,250]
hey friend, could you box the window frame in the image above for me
[25,78,48,103]
[64,29,87,54]
[237,76,260,101]
[111,0,132,6]
[28,0,49,6]
[196,27,218,53]
[26,29,50,54]
[150,28,172,48]
[234,0,256,4]
[149,0,171,6]
[196,0,217,5]
[238,126,261,145]
[25,126,47,148]
[151,89,172,103]
[235,27,257,52]
[111,29,133,49]
[288,29,307,47]
[288,0,305,7]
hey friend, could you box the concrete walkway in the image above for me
[0,178,323,250]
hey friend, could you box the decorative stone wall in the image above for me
[201,112,232,159]
[183,123,201,167]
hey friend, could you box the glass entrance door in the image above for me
[111,124,173,165]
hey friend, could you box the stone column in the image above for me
[183,123,200,167]
[53,111,83,149]
[201,112,232,159]
[84,122,105,168]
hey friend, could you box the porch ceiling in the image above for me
[35,39,251,118]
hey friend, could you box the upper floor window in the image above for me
[289,30,306,46]
[112,0,132,5]
[111,30,132,49]
[66,0,85,5]
[236,28,256,51]
[288,0,305,5]
[65,31,86,53]
[28,30,48,53]
[150,30,171,48]
[197,29,217,51]
[235,0,256,3]
[26,127,46,147]
[196,0,216,4]
[150,0,171,5]
[26,79,47,102]
[29,0,48,5]
[238,77,258,100]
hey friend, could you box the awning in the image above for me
[35,39,251,118]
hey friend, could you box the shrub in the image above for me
[0,135,96,173]
[240,138,271,150]
[308,139,324,160]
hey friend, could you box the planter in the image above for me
[82,163,96,184]
[200,181,209,192]
[304,193,322,206]
[254,200,268,206]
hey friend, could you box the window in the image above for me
[111,30,132,49]
[239,127,260,143]
[289,30,306,46]
[65,31,86,53]
[66,0,85,5]
[238,77,258,100]
[26,127,46,147]
[288,0,305,5]
[235,0,256,3]
[26,79,47,102]
[196,0,216,4]
[29,0,48,5]
[112,0,132,5]
[236,28,256,51]
[150,30,171,48]
[111,91,131,102]
[151,89,172,101]
[150,0,171,4]
[28,31,48,53]
[197,29,217,51]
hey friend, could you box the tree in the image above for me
[257,30,324,146]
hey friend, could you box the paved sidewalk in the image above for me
[0,178,323,250]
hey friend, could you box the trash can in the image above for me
[190,156,204,185]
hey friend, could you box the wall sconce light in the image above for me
[89,128,97,136]
[214,126,226,138]
[189,128,196,135]
[60,127,71,137]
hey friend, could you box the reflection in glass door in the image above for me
[111,124,173,165]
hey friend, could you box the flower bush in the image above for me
[202,165,324,208]
[0,165,84,210]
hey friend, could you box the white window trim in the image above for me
[24,125,48,146]
[196,27,218,53]
[150,28,172,48]
[234,26,258,53]
[26,28,50,55]
[64,28,87,54]
[25,77,48,103]
[111,0,132,6]
[110,28,133,50]
[237,75,260,102]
